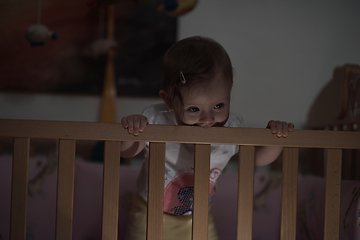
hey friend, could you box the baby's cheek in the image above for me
[181,115,197,125]
[216,113,229,125]
[177,118,193,126]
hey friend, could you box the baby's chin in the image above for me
[177,117,228,127]
[186,122,226,127]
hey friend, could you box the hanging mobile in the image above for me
[84,6,117,59]
[26,0,57,47]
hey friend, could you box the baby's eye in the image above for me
[214,103,224,109]
[189,107,200,112]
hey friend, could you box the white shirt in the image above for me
[137,103,244,215]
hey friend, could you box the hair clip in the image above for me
[180,71,186,84]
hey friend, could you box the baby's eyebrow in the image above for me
[183,103,199,107]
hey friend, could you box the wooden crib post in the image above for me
[324,148,342,240]
[102,141,121,239]
[193,144,211,240]
[56,139,76,240]
[280,147,299,240]
[237,146,255,240]
[10,137,30,240]
[147,142,166,240]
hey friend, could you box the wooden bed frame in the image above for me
[1,119,359,240]
[304,64,360,180]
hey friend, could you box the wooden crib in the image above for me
[1,119,359,240]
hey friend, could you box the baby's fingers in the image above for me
[121,117,129,129]
[288,123,295,132]
[280,122,295,137]
[281,122,289,137]
[266,120,278,134]
[122,115,137,134]
[121,115,148,136]
[132,116,143,136]
[267,120,293,138]
[126,116,136,134]
[138,116,147,133]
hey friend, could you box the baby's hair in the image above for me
[161,36,234,113]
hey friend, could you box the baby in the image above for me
[121,36,294,240]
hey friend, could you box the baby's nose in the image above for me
[199,113,215,125]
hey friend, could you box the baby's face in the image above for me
[175,77,231,127]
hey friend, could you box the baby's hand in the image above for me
[266,120,294,138]
[121,114,148,136]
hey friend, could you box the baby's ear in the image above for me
[159,89,173,110]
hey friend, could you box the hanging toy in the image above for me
[157,0,198,17]
[26,24,57,47]
[25,24,57,47]
[84,6,117,59]
[26,0,57,47]
[84,39,118,59]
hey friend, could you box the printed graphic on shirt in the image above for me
[210,168,221,181]
[163,172,216,215]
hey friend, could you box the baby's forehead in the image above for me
[181,82,231,104]
[182,76,232,92]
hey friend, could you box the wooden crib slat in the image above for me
[102,141,121,239]
[237,146,255,240]
[56,139,76,240]
[280,147,299,240]
[10,137,30,240]
[147,142,166,240]
[193,144,211,240]
[324,148,342,240]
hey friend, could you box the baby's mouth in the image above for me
[195,121,227,127]
[193,123,215,128]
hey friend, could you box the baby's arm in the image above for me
[120,114,148,159]
[255,120,294,166]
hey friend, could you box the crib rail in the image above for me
[1,119,360,240]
